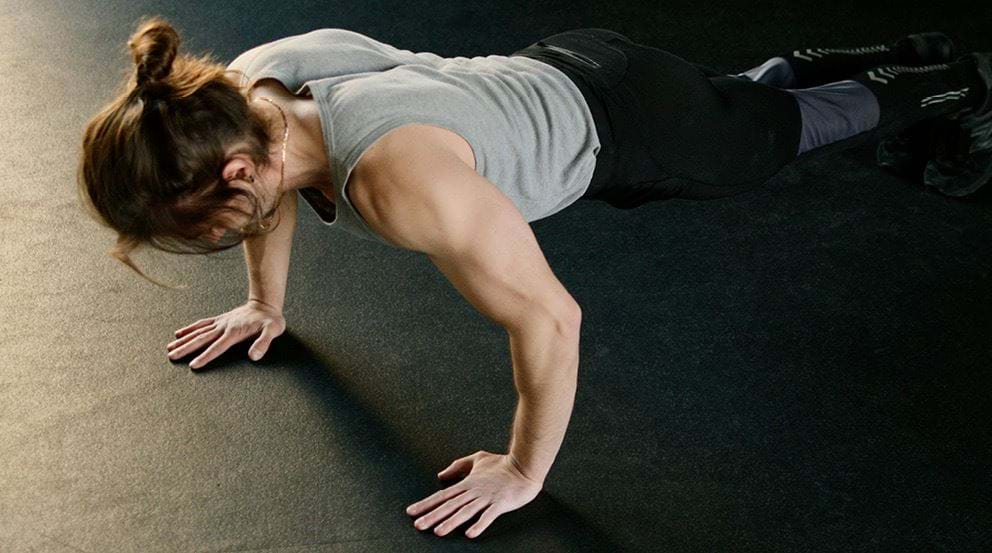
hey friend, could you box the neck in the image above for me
[254,90,334,200]
[282,97,334,197]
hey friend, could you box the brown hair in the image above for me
[77,15,284,289]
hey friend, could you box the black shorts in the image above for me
[511,28,803,208]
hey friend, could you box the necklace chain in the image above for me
[252,96,288,231]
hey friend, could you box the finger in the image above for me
[189,331,238,370]
[437,455,475,480]
[168,327,222,361]
[168,323,216,352]
[406,482,469,517]
[412,490,475,531]
[248,325,276,361]
[167,326,220,359]
[174,318,214,338]
[466,503,503,539]
[434,496,488,537]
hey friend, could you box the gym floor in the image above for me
[2,0,989,551]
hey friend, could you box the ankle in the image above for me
[958,56,989,115]
[893,37,923,65]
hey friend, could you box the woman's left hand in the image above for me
[406,450,543,539]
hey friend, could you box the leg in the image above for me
[591,39,805,204]
[790,59,986,160]
[736,44,900,89]
[733,56,800,88]
[578,38,986,207]
[513,29,985,206]
[734,32,957,89]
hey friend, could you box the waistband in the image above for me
[511,47,618,191]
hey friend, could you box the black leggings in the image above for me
[511,28,805,207]
[510,28,973,208]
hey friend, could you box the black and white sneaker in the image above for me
[875,118,941,178]
[875,32,960,179]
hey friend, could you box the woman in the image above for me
[78,15,991,353]
[77,16,991,540]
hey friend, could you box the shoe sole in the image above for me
[923,150,992,196]
[876,120,934,175]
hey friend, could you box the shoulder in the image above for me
[347,124,495,253]
[249,77,294,98]
[351,123,477,208]
[364,123,475,172]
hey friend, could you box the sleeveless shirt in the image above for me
[226,28,600,247]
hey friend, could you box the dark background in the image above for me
[1,0,989,551]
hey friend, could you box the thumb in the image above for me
[248,327,275,361]
[438,455,474,479]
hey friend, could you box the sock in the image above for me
[849,58,986,131]
[788,81,881,156]
[791,58,985,160]
[780,36,928,89]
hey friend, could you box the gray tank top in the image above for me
[226,28,600,247]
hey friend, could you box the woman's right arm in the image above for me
[245,188,298,312]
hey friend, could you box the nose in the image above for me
[208,227,225,243]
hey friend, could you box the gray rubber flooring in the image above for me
[2,1,990,551]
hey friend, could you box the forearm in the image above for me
[244,189,298,311]
[506,317,580,484]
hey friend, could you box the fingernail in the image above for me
[190,362,199,370]
[249,351,260,360]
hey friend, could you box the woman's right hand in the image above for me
[167,299,286,370]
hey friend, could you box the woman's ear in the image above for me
[221,153,255,184]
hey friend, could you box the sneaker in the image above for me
[875,118,939,178]
[875,32,960,178]
[922,52,992,197]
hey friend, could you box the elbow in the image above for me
[506,297,582,340]
[555,299,582,338]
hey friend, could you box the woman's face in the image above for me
[204,141,285,243]
[203,178,273,243]
[205,226,228,243]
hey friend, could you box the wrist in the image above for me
[507,452,544,486]
[247,297,282,312]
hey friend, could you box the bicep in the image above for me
[426,190,578,333]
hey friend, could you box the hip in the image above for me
[510,29,634,195]
[511,29,803,206]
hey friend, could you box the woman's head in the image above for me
[77,15,284,288]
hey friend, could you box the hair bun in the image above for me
[128,16,180,88]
